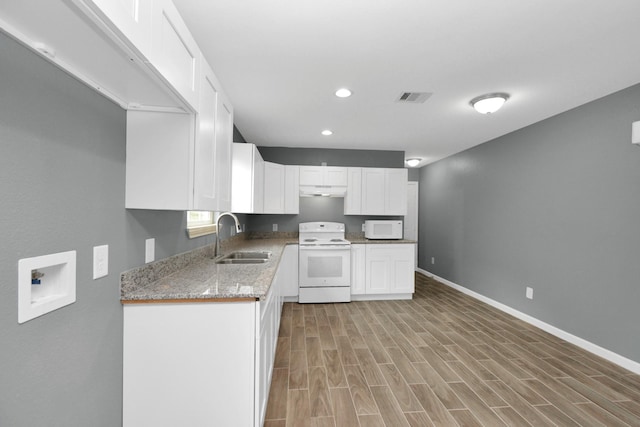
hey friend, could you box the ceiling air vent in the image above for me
[396,92,432,104]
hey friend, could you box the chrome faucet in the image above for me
[215,212,242,258]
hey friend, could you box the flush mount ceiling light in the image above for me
[321,130,333,136]
[405,158,422,167]
[470,93,510,114]
[335,88,352,98]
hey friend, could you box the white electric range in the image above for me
[298,222,351,303]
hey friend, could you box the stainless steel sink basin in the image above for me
[215,258,269,264]
[214,251,272,264]
[224,251,271,260]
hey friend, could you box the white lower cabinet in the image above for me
[123,245,298,427]
[123,301,257,426]
[280,245,299,300]
[351,243,415,299]
[350,244,366,295]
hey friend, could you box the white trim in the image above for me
[416,268,640,375]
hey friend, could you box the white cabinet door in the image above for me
[350,244,366,295]
[299,166,347,186]
[388,244,415,294]
[149,0,201,110]
[385,169,408,215]
[84,0,154,59]
[324,167,348,186]
[215,93,233,212]
[125,110,194,210]
[257,286,276,427]
[284,166,300,214]
[253,153,265,214]
[299,166,324,186]
[263,162,285,214]
[123,302,256,427]
[281,245,299,298]
[344,167,362,215]
[361,168,386,214]
[365,244,415,295]
[360,168,408,215]
[193,62,233,211]
[232,143,265,213]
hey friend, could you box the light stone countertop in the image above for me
[120,238,295,303]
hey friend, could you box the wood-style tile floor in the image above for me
[265,273,640,426]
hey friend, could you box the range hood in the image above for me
[299,185,347,197]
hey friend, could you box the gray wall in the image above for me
[0,34,215,426]
[418,83,640,363]
[248,147,405,233]
[407,167,419,182]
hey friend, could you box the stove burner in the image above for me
[330,239,344,242]
[304,238,318,242]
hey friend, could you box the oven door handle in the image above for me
[299,245,351,250]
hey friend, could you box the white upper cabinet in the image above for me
[344,167,362,215]
[284,166,300,214]
[361,168,386,214]
[232,143,265,214]
[384,168,408,215]
[148,0,201,110]
[262,163,299,215]
[125,110,195,210]
[299,166,347,186]
[359,168,408,216]
[0,1,183,110]
[263,162,285,214]
[82,0,154,60]
[193,61,233,212]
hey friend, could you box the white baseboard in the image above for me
[416,268,640,375]
[351,293,412,301]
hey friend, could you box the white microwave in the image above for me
[364,220,403,240]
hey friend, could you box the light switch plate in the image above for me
[145,238,155,263]
[93,245,109,279]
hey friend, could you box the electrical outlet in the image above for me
[145,238,155,263]
[431,257,435,265]
[272,224,278,232]
[526,286,534,300]
[93,245,108,279]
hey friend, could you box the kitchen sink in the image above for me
[225,251,271,259]
[215,251,272,264]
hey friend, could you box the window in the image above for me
[186,211,217,238]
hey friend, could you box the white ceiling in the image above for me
[172,0,640,166]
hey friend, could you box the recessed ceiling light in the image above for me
[321,130,333,136]
[335,88,352,98]
[405,158,422,167]
[470,93,510,114]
